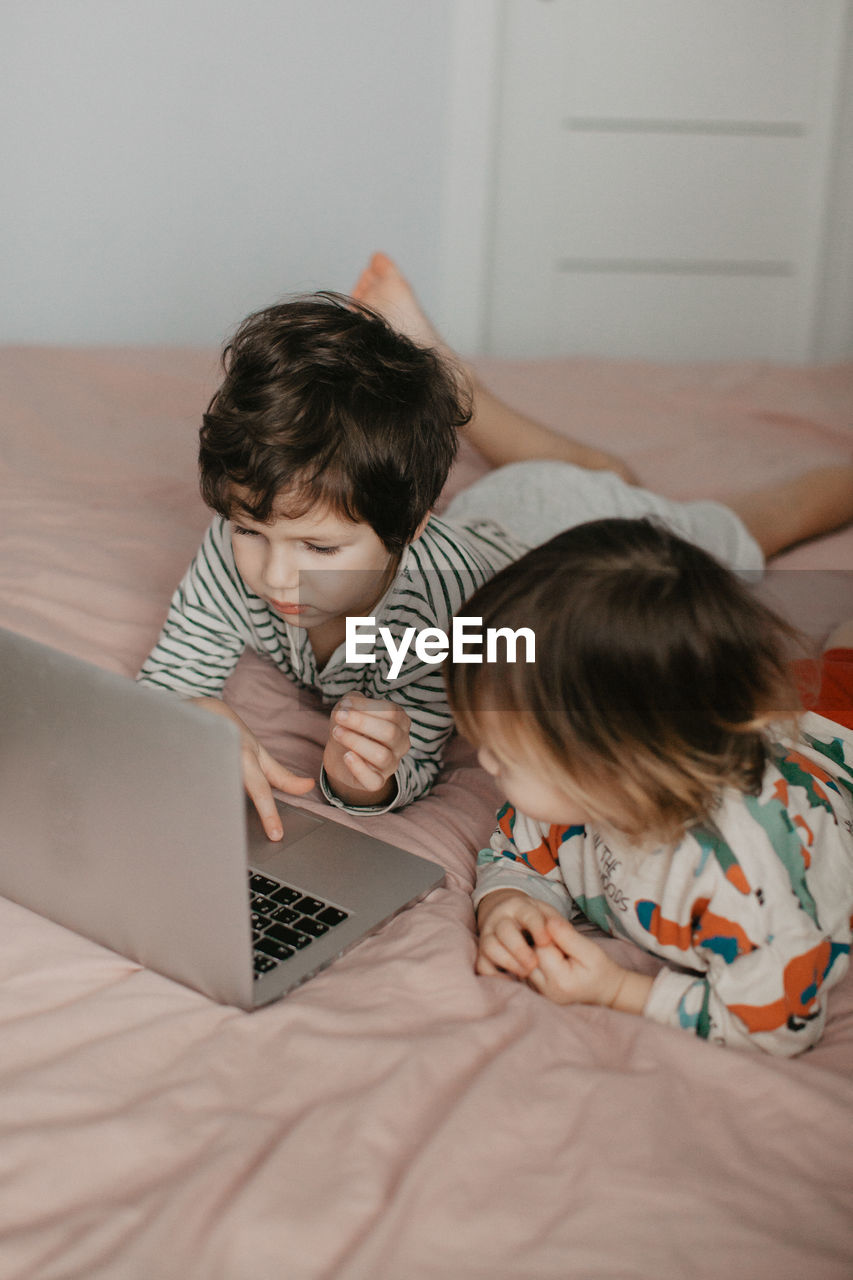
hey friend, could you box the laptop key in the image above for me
[316,906,348,927]
[250,873,281,896]
[270,904,299,925]
[251,892,279,913]
[266,922,312,950]
[269,885,301,906]
[291,895,326,916]
[256,936,296,961]
[295,915,329,938]
[254,954,278,976]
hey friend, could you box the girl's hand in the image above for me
[476,890,566,981]
[323,694,411,807]
[527,916,653,1015]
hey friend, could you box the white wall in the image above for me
[1,0,453,345]
[4,0,850,360]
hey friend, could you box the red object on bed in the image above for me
[798,649,853,730]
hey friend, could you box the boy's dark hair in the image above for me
[198,293,470,554]
[446,517,803,841]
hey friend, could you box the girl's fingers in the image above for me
[492,919,538,974]
[480,933,529,978]
[476,952,518,981]
[475,951,504,977]
[532,942,567,975]
[545,914,585,957]
[517,905,556,948]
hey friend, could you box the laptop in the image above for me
[0,627,444,1009]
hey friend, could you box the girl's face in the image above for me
[473,712,599,828]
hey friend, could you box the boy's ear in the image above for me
[412,512,431,542]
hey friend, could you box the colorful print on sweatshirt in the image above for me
[474,713,853,1056]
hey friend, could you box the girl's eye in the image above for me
[305,543,339,555]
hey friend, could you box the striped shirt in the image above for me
[137,513,527,812]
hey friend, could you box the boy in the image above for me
[138,294,529,836]
[139,285,853,837]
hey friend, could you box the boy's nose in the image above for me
[264,548,299,593]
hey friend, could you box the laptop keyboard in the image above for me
[249,872,350,980]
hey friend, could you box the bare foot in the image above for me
[352,252,446,351]
[352,251,639,485]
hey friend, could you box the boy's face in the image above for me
[229,495,396,632]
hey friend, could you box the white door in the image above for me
[485,0,851,361]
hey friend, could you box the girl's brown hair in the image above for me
[199,293,471,554]
[446,517,804,842]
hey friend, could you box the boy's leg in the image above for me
[352,254,853,559]
[724,466,853,559]
[352,252,637,484]
[442,459,765,572]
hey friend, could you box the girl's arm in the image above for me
[473,803,576,920]
[638,811,851,1056]
[640,918,846,1057]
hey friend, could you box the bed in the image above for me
[1,345,852,1279]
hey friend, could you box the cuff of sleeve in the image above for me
[472,864,573,917]
[319,765,400,816]
[642,967,707,1029]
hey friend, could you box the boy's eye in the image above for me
[232,525,261,538]
[304,543,339,555]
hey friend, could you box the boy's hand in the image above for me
[475,890,565,980]
[323,694,411,807]
[192,698,315,841]
[527,916,653,1015]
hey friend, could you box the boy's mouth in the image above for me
[268,599,308,616]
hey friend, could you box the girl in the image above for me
[445,517,853,1056]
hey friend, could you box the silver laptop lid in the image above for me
[0,628,445,1010]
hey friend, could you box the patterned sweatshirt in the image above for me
[138,512,526,813]
[473,713,853,1055]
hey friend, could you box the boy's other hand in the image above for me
[191,698,315,841]
[475,889,563,980]
[323,694,411,807]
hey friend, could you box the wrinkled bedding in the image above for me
[1,346,852,1280]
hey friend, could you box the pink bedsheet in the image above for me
[1,347,852,1279]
